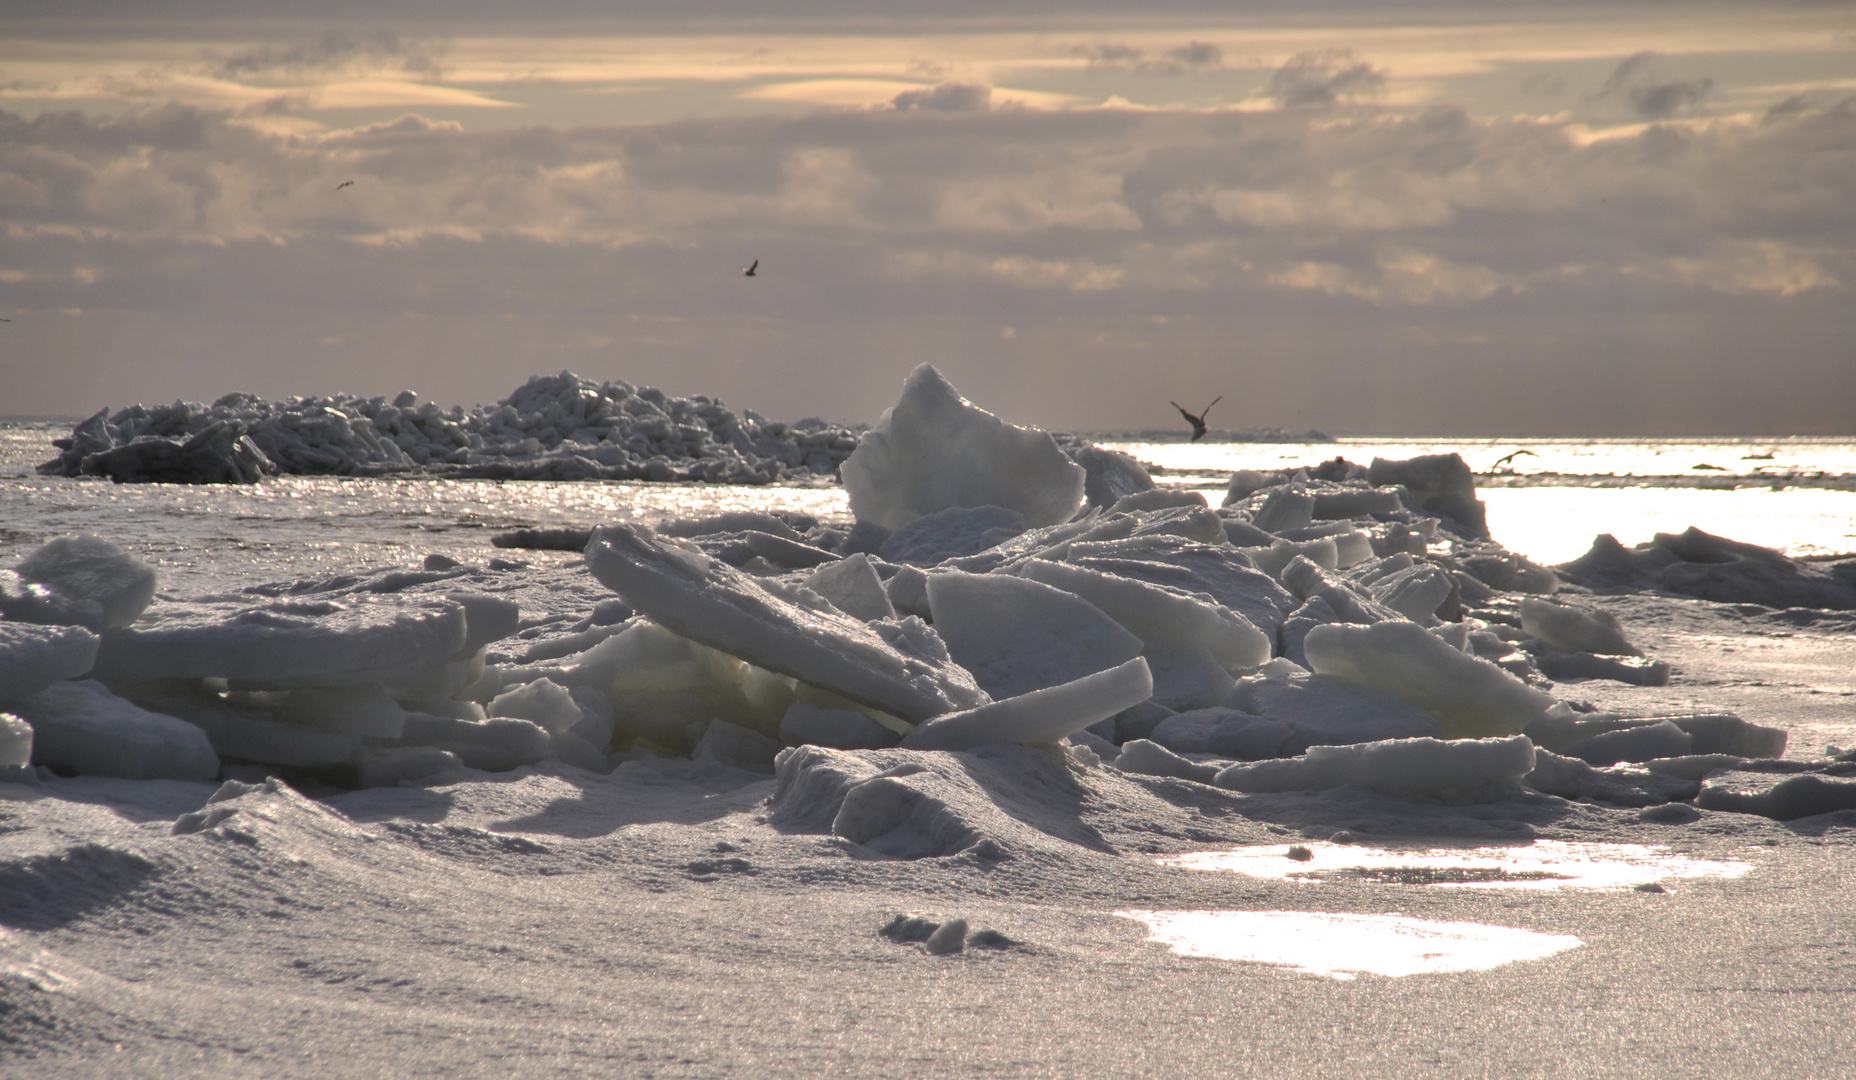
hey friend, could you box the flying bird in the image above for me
[1489,449,1538,471]
[1171,396,1222,442]
[336,180,355,191]
[743,259,758,277]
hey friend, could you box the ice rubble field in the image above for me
[5,364,1856,1076]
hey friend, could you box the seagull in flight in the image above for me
[336,180,355,191]
[1170,396,1222,442]
[743,259,758,277]
[1489,449,1538,471]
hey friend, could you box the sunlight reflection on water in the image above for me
[1158,840,1750,892]
[1119,909,1583,979]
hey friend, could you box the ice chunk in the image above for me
[90,595,468,688]
[1531,652,1670,686]
[901,657,1153,752]
[0,623,100,702]
[1240,539,1339,580]
[1311,489,1402,519]
[840,364,1085,530]
[1016,560,1271,672]
[281,685,407,738]
[356,747,461,788]
[121,685,361,768]
[780,702,900,750]
[1108,489,1206,515]
[1230,664,1444,752]
[660,512,802,542]
[926,571,1142,700]
[1364,563,1456,623]
[1281,557,1400,625]
[1214,735,1535,798]
[398,713,550,772]
[1113,739,1219,784]
[1150,708,1294,759]
[447,592,522,654]
[1523,751,1701,807]
[1697,773,1856,821]
[884,565,933,619]
[1069,444,1155,508]
[589,620,790,747]
[12,680,218,781]
[1303,621,1553,739]
[1562,720,1693,766]
[880,505,1029,567]
[0,713,32,768]
[1062,538,1300,643]
[1519,598,1639,656]
[0,535,157,631]
[585,524,986,723]
[1250,489,1315,533]
[1367,454,1487,537]
[805,554,897,622]
[488,677,584,735]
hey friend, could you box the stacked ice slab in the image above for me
[39,372,865,486]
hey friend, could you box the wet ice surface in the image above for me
[1160,840,1751,891]
[1119,909,1584,980]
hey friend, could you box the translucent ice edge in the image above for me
[1119,909,1583,979]
[1158,840,1751,891]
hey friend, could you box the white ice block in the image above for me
[840,364,1085,530]
[1229,663,1444,750]
[585,524,986,723]
[89,595,469,687]
[0,713,31,768]
[926,571,1142,700]
[0,534,158,631]
[0,622,100,702]
[1303,621,1554,739]
[489,677,585,735]
[901,657,1153,752]
[805,553,897,622]
[11,680,219,781]
[1016,559,1270,672]
[1214,735,1536,797]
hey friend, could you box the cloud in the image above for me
[1266,50,1388,108]
[1598,51,1714,119]
[891,82,991,113]
[1075,40,1224,75]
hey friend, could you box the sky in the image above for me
[2,2,1853,434]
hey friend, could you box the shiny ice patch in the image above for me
[1120,909,1582,980]
[1159,840,1749,891]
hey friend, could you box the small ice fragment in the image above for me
[489,678,584,735]
[11,680,218,781]
[880,505,1028,566]
[1563,720,1692,766]
[1112,739,1219,784]
[901,657,1153,752]
[924,918,969,955]
[805,553,897,622]
[840,364,1085,530]
[0,713,32,768]
[0,534,158,631]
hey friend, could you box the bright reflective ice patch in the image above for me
[1120,909,1582,979]
[1160,840,1750,891]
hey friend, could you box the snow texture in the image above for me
[840,365,1085,530]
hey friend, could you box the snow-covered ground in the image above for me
[3,370,1854,1077]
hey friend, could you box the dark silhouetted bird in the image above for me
[336,180,355,190]
[1171,396,1221,442]
[743,259,758,277]
[1489,449,1538,471]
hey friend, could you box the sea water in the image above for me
[3,420,1853,594]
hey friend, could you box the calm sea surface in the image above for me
[4,421,1853,593]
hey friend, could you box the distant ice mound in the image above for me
[840,365,1086,530]
[39,373,863,486]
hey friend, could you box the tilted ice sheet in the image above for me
[585,523,986,723]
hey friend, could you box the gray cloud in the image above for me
[891,82,992,113]
[1076,40,1224,75]
[1598,51,1713,119]
[1266,50,1387,108]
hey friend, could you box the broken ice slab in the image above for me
[1015,559,1271,672]
[900,656,1153,752]
[119,684,362,768]
[879,505,1030,567]
[1531,651,1671,687]
[839,364,1085,531]
[1303,621,1554,739]
[926,571,1143,700]
[11,680,218,781]
[1213,735,1537,798]
[585,524,987,723]
[0,622,100,702]
[805,553,896,623]
[1523,707,1787,760]
[1519,597,1640,656]
[0,534,158,632]
[89,595,469,687]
